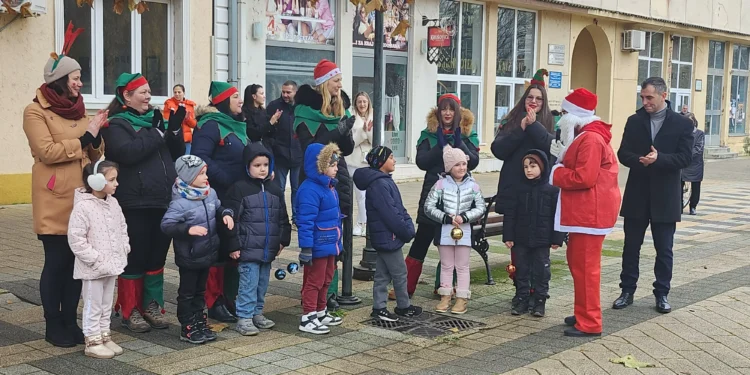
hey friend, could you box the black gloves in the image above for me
[338,115,356,136]
[168,106,187,133]
[152,109,165,133]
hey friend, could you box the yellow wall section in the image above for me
[0,174,32,205]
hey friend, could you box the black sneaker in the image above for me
[395,305,423,318]
[180,319,209,344]
[511,296,529,316]
[371,308,399,322]
[196,313,217,341]
[531,298,546,317]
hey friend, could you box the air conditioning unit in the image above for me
[622,30,646,51]
[0,0,47,17]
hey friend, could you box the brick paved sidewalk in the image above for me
[1,158,749,375]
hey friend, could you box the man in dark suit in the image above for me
[614,77,694,314]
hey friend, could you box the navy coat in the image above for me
[353,167,415,252]
[681,127,705,182]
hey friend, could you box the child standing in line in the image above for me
[503,150,565,317]
[68,160,129,359]
[222,144,292,336]
[161,155,235,344]
[424,146,486,314]
[296,143,345,334]
[352,146,423,322]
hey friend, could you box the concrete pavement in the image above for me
[0,158,749,374]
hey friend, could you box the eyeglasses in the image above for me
[526,96,544,103]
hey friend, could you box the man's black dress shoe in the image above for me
[564,327,601,337]
[208,302,238,323]
[564,316,576,326]
[612,292,634,309]
[656,295,672,313]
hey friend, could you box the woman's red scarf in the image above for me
[34,83,86,120]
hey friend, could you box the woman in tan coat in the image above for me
[22,23,107,348]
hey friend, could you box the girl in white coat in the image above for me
[345,92,374,236]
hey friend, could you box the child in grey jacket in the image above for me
[424,146,485,315]
[161,155,234,344]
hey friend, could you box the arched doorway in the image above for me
[570,24,613,122]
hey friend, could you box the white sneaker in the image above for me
[317,310,343,326]
[298,312,330,335]
[353,223,363,237]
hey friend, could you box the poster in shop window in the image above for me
[266,0,335,45]
[352,0,409,52]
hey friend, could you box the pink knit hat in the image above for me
[443,146,468,173]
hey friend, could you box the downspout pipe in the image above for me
[228,0,238,87]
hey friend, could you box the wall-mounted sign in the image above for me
[548,44,565,66]
[427,26,452,48]
[549,71,562,89]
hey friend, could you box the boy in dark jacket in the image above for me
[353,147,423,322]
[503,149,565,317]
[223,144,292,336]
[161,155,235,344]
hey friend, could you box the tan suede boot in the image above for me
[451,298,468,314]
[435,295,452,313]
[85,335,115,359]
[101,331,123,356]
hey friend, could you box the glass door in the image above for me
[494,84,512,134]
[705,41,725,147]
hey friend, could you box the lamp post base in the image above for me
[336,294,362,305]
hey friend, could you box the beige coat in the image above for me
[68,189,130,280]
[23,90,105,235]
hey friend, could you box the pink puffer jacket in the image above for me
[67,188,130,280]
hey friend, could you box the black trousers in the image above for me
[407,222,436,261]
[177,267,210,324]
[683,181,701,209]
[511,245,551,299]
[619,218,676,296]
[39,235,82,324]
[122,208,172,275]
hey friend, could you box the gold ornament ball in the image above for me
[506,264,516,274]
[450,227,463,240]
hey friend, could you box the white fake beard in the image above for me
[556,113,600,160]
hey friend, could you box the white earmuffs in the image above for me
[87,160,107,191]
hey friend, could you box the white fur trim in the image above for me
[314,68,341,86]
[552,165,615,235]
[562,98,595,118]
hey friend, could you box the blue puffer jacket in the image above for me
[353,167,415,252]
[223,143,292,263]
[296,143,343,259]
[160,186,231,269]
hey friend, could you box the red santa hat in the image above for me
[562,88,597,118]
[314,59,342,86]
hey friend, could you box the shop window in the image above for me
[636,32,664,107]
[730,44,750,135]
[265,47,335,102]
[61,0,175,104]
[266,0,336,46]
[669,36,693,110]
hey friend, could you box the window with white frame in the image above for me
[60,0,175,105]
[730,44,750,135]
[670,36,694,110]
[437,0,484,136]
[636,32,664,107]
[495,6,536,131]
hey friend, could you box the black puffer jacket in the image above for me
[502,149,565,248]
[101,110,185,210]
[415,107,480,225]
[294,84,355,217]
[223,143,291,263]
[243,105,276,155]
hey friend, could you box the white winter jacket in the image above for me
[67,188,130,280]
[344,111,373,168]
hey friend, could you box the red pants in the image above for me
[566,233,604,334]
[301,256,335,314]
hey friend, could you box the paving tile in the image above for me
[224,356,267,370]
[246,364,287,375]
[197,364,240,374]
[0,364,42,375]
[271,357,313,370]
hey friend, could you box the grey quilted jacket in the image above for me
[424,174,485,246]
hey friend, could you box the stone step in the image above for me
[705,148,739,159]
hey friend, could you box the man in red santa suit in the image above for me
[548,88,621,337]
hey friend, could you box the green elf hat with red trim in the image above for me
[115,72,149,104]
[529,69,548,87]
[209,81,238,105]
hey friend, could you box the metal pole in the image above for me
[353,8,383,281]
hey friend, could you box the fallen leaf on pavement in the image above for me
[208,323,228,332]
[609,355,654,369]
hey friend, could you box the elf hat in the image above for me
[561,88,598,118]
[529,69,548,87]
[44,22,84,84]
[209,81,238,105]
[313,59,341,86]
[115,73,149,104]
[438,93,461,106]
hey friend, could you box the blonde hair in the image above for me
[315,80,345,118]
[354,91,373,119]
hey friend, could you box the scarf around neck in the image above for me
[34,84,86,120]
[197,111,248,146]
[293,104,351,135]
[109,108,156,131]
[175,178,210,200]
[417,127,480,149]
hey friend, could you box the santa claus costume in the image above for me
[549,88,621,337]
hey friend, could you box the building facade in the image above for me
[1,0,749,204]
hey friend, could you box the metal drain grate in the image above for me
[363,311,485,338]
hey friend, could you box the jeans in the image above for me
[81,276,116,336]
[437,245,471,298]
[236,262,271,319]
[185,143,192,155]
[275,162,300,223]
[619,218,676,296]
[177,267,209,324]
